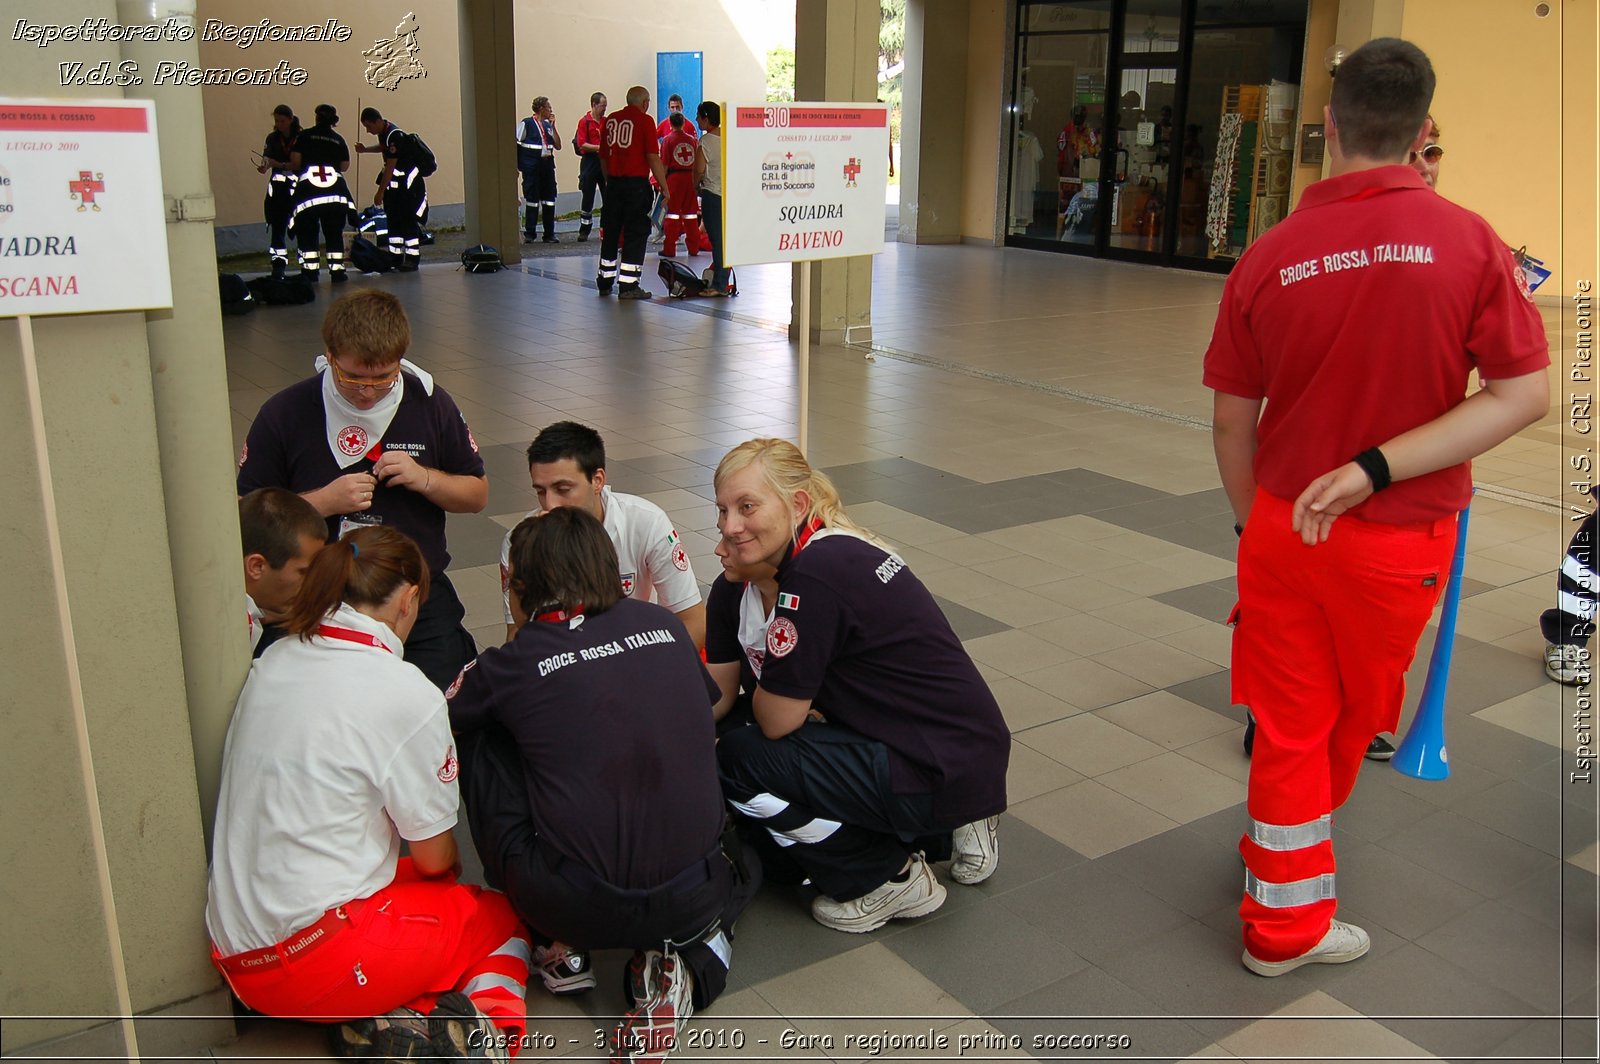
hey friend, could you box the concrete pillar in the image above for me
[459,0,522,264]
[115,0,249,846]
[0,1,230,1056]
[899,0,972,244]
[793,0,879,343]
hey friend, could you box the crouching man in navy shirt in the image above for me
[448,508,758,1061]
[712,438,1011,933]
[237,290,487,691]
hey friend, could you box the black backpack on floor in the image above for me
[350,235,395,273]
[659,258,705,298]
[247,275,316,305]
[218,273,255,315]
[461,245,503,274]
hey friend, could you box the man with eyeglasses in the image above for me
[1409,115,1442,187]
[238,290,488,691]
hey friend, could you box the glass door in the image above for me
[1006,1,1112,250]
[1106,0,1182,255]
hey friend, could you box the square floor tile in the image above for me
[1097,824,1248,920]
[1377,809,1554,899]
[1018,657,1155,711]
[1016,714,1166,777]
[882,895,1090,1012]
[1322,944,1537,1058]
[1217,990,1436,1061]
[1096,752,1245,824]
[1417,900,1565,1011]
[1005,741,1085,805]
[1096,691,1238,751]
[1010,780,1179,859]
[998,860,1196,968]
[989,677,1084,732]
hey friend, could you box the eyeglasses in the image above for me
[1410,144,1444,164]
[329,361,403,392]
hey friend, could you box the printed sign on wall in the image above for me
[722,102,889,266]
[0,98,172,317]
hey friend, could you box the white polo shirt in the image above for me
[206,603,460,955]
[499,485,702,624]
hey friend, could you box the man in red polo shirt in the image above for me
[597,85,668,300]
[1204,37,1548,978]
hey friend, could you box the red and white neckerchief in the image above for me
[314,356,436,469]
[535,604,586,629]
[316,623,393,653]
[790,518,826,559]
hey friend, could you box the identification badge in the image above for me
[338,512,384,540]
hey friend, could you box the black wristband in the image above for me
[1234,523,1244,537]
[1351,447,1391,492]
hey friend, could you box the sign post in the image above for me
[2,96,172,1064]
[723,101,889,454]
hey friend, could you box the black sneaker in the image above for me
[578,225,591,242]
[596,282,613,296]
[542,235,559,243]
[617,287,653,301]
[329,1007,433,1059]
[1365,735,1396,762]
[299,270,318,283]
[1242,712,1255,758]
[270,261,286,281]
[428,991,508,1061]
[330,270,348,284]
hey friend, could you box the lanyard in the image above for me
[316,624,392,653]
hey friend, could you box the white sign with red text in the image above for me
[0,98,172,317]
[722,102,888,266]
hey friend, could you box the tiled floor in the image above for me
[214,238,1596,1062]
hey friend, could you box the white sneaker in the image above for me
[1242,919,1370,977]
[533,941,597,995]
[1545,643,1590,686]
[811,853,947,933]
[612,949,693,1063]
[950,816,1000,884]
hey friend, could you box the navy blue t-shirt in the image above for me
[447,598,725,889]
[237,372,484,574]
[760,532,1011,826]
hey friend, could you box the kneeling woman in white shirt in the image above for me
[206,526,531,1060]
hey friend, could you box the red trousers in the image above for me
[1233,492,1453,961]
[213,859,530,1052]
[662,171,709,257]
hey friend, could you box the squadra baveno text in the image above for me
[466,1025,1135,1054]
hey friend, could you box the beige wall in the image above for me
[199,0,465,228]
[1400,0,1593,297]
[197,1,781,228]
[513,1,776,198]
[961,0,1006,241]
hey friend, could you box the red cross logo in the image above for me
[767,617,799,658]
[785,152,793,160]
[337,425,369,456]
[306,165,338,189]
[69,171,105,212]
[843,157,861,187]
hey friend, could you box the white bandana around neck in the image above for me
[315,356,434,469]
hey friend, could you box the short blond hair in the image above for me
[321,290,410,367]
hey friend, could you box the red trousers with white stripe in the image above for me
[213,859,530,1052]
[662,171,709,257]
[1233,492,1453,961]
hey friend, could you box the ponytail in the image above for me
[280,526,430,639]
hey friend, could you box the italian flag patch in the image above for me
[777,592,801,610]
